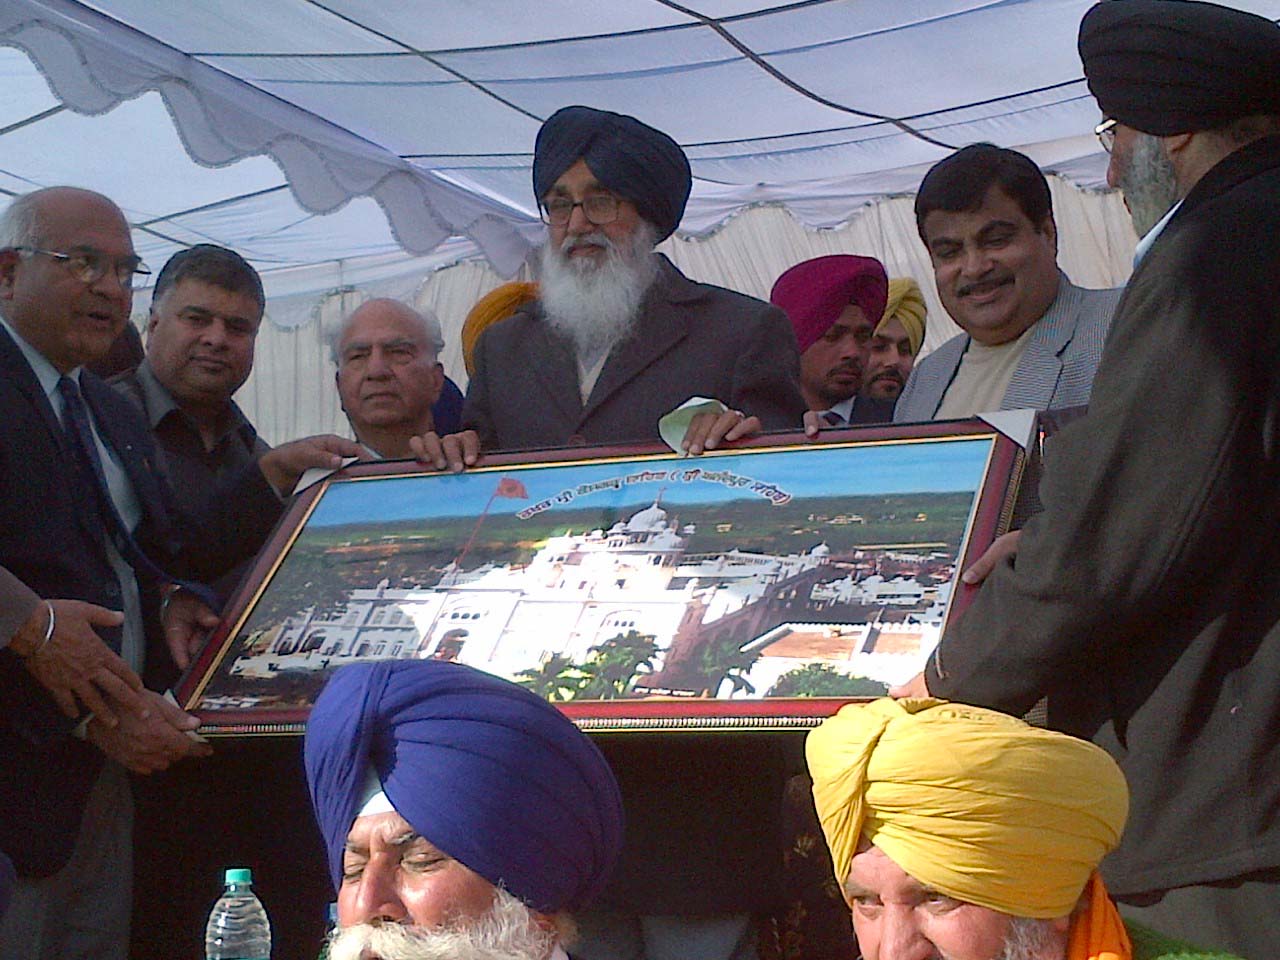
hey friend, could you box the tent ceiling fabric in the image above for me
[3,0,1278,297]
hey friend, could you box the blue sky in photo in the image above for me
[305,437,995,528]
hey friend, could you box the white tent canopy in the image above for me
[3,0,1276,442]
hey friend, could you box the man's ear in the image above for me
[430,361,445,404]
[1040,214,1059,254]
[335,369,347,414]
[146,309,160,340]
[1162,131,1194,161]
[531,908,575,950]
[0,249,20,301]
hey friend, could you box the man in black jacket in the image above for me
[0,186,359,960]
[893,3,1280,955]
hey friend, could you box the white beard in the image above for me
[537,221,659,367]
[997,915,1063,960]
[326,887,556,960]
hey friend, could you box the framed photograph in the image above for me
[177,420,1023,735]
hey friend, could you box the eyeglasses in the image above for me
[13,246,152,289]
[540,194,621,227]
[1094,118,1117,154]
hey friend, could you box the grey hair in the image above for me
[998,915,1064,960]
[329,298,445,367]
[1115,131,1180,239]
[0,192,45,250]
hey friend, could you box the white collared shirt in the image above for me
[1,315,145,671]
[819,396,856,426]
[1133,200,1183,266]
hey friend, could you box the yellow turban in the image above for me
[806,698,1128,920]
[877,277,927,356]
[462,281,539,377]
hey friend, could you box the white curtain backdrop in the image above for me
[214,176,1136,447]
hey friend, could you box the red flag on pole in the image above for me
[495,476,528,499]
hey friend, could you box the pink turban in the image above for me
[770,255,889,354]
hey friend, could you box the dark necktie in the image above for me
[821,410,846,427]
[58,376,217,607]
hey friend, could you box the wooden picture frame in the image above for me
[177,420,1023,734]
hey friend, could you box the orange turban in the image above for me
[462,281,539,377]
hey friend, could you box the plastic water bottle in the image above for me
[205,867,272,960]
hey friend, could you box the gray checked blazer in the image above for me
[894,274,1123,422]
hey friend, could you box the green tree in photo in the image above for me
[766,663,888,698]
[246,543,352,630]
[576,629,660,700]
[515,654,588,702]
[696,634,762,697]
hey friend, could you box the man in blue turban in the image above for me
[305,659,623,960]
[417,106,802,960]
[453,104,805,459]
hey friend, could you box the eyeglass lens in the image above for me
[542,195,619,226]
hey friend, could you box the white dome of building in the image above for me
[625,500,669,532]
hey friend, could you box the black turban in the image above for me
[533,105,692,242]
[1079,0,1280,136]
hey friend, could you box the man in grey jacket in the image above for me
[894,144,1120,423]
[434,105,804,960]
[456,105,806,462]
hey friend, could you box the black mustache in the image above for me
[957,275,1012,297]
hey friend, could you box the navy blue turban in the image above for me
[1080,0,1280,136]
[533,105,692,242]
[304,660,624,914]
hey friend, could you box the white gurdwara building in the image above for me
[230,498,941,693]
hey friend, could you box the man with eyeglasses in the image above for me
[425,107,804,960]
[451,104,806,462]
[891,2,1280,954]
[0,186,360,960]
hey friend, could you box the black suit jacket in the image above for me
[463,255,807,451]
[0,325,280,877]
[928,136,1280,894]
